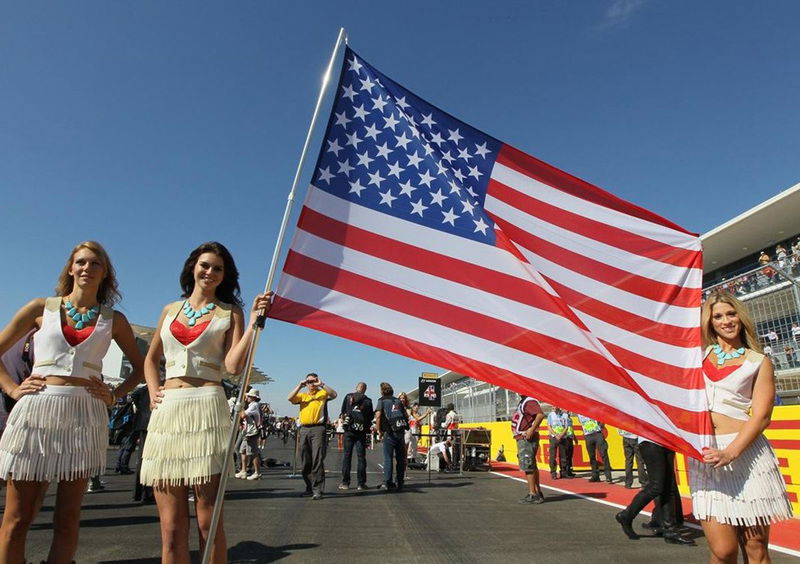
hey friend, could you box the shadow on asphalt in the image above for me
[96,541,320,564]
[31,515,160,531]
[543,492,609,501]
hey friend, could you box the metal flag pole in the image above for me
[201,27,347,564]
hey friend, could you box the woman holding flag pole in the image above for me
[140,241,270,563]
[690,292,792,563]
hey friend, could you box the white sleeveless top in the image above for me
[161,300,232,381]
[703,348,765,421]
[32,297,114,380]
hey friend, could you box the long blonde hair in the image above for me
[701,292,761,353]
[55,241,121,306]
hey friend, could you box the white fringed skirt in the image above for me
[689,433,793,527]
[140,386,231,487]
[0,386,108,482]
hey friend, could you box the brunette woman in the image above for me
[140,242,270,564]
[0,241,144,563]
[691,292,792,563]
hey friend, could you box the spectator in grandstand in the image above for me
[784,344,797,368]
[776,245,788,267]
[690,292,793,562]
[758,251,770,266]
[791,322,800,345]
[763,342,781,369]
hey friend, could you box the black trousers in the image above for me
[549,437,568,475]
[117,429,141,471]
[622,437,648,487]
[341,431,367,486]
[585,432,612,480]
[620,442,682,528]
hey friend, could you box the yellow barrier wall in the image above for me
[427,405,799,517]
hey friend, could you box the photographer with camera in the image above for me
[288,373,337,500]
[338,382,373,491]
[374,382,409,491]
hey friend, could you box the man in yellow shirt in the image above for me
[288,373,337,500]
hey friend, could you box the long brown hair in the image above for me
[701,292,762,353]
[55,241,121,306]
[179,242,243,307]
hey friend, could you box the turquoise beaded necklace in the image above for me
[712,343,746,365]
[182,300,216,326]
[63,299,99,330]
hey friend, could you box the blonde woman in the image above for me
[0,241,144,563]
[691,292,792,563]
[140,242,270,564]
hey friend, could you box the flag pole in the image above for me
[201,27,347,564]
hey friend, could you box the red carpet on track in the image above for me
[489,462,800,553]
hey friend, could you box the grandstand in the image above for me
[703,181,800,401]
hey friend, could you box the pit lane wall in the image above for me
[422,405,800,516]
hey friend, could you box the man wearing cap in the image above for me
[236,388,263,480]
[288,373,337,500]
[513,395,545,503]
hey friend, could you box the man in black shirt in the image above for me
[338,382,374,491]
[374,382,408,491]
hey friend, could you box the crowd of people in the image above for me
[705,239,800,301]
[0,240,794,563]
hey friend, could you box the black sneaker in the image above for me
[533,493,545,504]
[356,484,367,491]
[312,493,323,500]
[518,493,538,504]
[588,476,600,482]
[301,489,313,497]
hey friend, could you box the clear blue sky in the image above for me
[2,1,799,416]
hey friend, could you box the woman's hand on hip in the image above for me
[9,375,47,400]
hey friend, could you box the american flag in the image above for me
[270,47,710,457]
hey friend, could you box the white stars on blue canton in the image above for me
[311,48,501,245]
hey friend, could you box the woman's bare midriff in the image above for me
[44,375,96,387]
[710,410,746,435]
[163,377,221,389]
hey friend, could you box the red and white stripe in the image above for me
[271,145,712,457]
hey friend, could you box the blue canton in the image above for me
[310,47,502,245]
